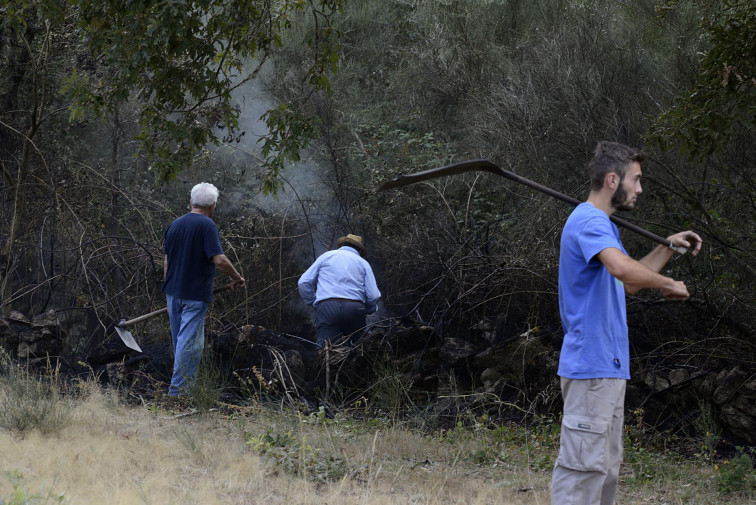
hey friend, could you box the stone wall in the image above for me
[1,311,753,445]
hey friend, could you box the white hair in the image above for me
[190,182,219,208]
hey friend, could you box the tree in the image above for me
[66,0,344,191]
[648,0,756,158]
[0,0,71,313]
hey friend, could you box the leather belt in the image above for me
[319,297,363,304]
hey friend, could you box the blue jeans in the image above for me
[166,295,209,396]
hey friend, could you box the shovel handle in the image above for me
[120,306,169,327]
[119,284,234,327]
[381,159,692,255]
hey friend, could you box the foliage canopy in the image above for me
[66,0,343,187]
[648,0,756,158]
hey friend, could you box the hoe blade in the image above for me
[115,325,143,353]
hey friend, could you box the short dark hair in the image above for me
[589,141,646,190]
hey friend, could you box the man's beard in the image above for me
[611,184,635,212]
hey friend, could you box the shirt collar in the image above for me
[338,246,360,255]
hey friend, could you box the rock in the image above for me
[32,310,59,327]
[284,349,306,388]
[480,368,503,389]
[473,334,555,380]
[106,361,127,389]
[16,329,62,360]
[720,400,756,445]
[719,376,756,444]
[134,342,173,382]
[384,323,438,354]
[471,318,496,343]
[0,318,12,352]
[697,372,718,397]
[87,336,135,366]
[643,372,670,391]
[0,311,65,361]
[669,368,689,386]
[473,341,512,372]
[8,311,30,323]
[439,338,477,366]
[419,325,436,336]
[712,366,748,405]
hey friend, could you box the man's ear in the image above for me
[605,172,618,190]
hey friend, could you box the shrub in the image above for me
[247,427,348,482]
[716,448,756,495]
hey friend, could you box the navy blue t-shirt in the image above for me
[161,213,224,303]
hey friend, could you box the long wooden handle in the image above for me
[119,284,233,327]
[380,159,689,254]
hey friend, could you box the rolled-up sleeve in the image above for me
[363,264,381,313]
[298,259,321,306]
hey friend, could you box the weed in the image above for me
[1,470,66,504]
[187,349,227,412]
[526,414,560,450]
[173,424,203,454]
[468,447,492,465]
[693,431,721,465]
[0,353,71,435]
[528,453,553,471]
[688,400,722,464]
[246,427,348,482]
[367,358,415,424]
[691,400,721,440]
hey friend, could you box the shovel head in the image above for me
[115,323,143,353]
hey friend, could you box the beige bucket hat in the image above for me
[336,234,367,258]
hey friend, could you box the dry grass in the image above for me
[0,384,753,505]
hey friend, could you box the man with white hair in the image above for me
[162,182,245,396]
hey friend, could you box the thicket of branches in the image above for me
[270,0,755,369]
[0,0,339,362]
[1,0,754,389]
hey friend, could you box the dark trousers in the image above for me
[314,300,367,347]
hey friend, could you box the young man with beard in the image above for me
[551,141,702,505]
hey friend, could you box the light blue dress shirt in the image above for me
[298,246,381,313]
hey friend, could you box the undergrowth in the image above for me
[0,351,72,436]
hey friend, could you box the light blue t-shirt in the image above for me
[558,203,630,379]
[298,246,381,313]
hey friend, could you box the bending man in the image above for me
[551,141,702,505]
[298,234,381,347]
[162,182,245,396]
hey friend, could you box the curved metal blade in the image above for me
[378,159,502,191]
[115,325,143,353]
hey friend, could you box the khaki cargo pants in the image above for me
[551,377,626,505]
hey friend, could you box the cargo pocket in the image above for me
[556,414,610,472]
